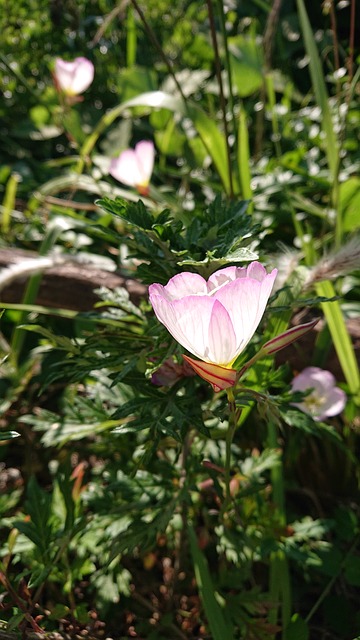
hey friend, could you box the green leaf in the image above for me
[7,612,25,632]
[62,110,86,145]
[344,555,360,587]
[284,614,309,640]
[237,106,253,205]
[228,35,263,97]
[96,197,153,229]
[13,477,53,558]
[20,324,80,353]
[339,177,360,231]
[117,66,157,102]
[315,280,360,396]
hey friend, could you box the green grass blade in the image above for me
[237,106,253,208]
[188,525,234,640]
[126,4,137,67]
[315,280,360,397]
[1,173,20,234]
[296,0,339,180]
[186,103,231,193]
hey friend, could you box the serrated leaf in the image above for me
[13,477,53,558]
[20,325,80,353]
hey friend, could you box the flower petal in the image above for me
[134,141,155,185]
[208,299,237,364]
[246,261,270,282]
[212,268,277,360]
[291,366,347,421]
[70,58,94,94]
[109,150,142,187]
[182,355,237,392]
[149,294,236,363]
[316,387,347,420]
[54,57,94,95]
[291,367,336,394]
[149,272,207,302]
[208,265,247,291]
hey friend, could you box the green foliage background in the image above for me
[0,0,360,639]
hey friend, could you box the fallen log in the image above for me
[0,248,147,311]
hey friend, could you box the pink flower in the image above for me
[151,357,196,387]
[291,366,346,421]
[54,57,94,96]
[149,262,278,392]
[109,141,155,196]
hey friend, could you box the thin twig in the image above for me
[90,0,129,47]
[130,0,186,101]
[263,0,283,70]
[43,195,99,211]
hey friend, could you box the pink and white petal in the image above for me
[109,150,141,187]
[135,141,155,183]
[212,279,258,352]
[54,59,73,90]
[317,387,347,419]
[149,273,207,304]
[308,367,337,393]
[148,283,166,298]
[207,299,237,364]
[161,272,208,301]
[213,275,276,357]
[72,58,94,93]
[208,266,244,291]
[149,295,195,353]
[259,268,278,302]
[246,261,270,282]
[149,294,213,360]
[171,296,225,360]
[291,368,336,394]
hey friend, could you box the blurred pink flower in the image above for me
[149,262,277,392]
[291,366,346,421]
[54,57,94,96]
[151,357,196,387]
[109,141,155,196]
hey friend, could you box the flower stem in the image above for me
[267,419,292,637]
[223,387,237,512]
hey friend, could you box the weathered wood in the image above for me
[0,248,147,311]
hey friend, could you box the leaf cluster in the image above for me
[96,194,259,282]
